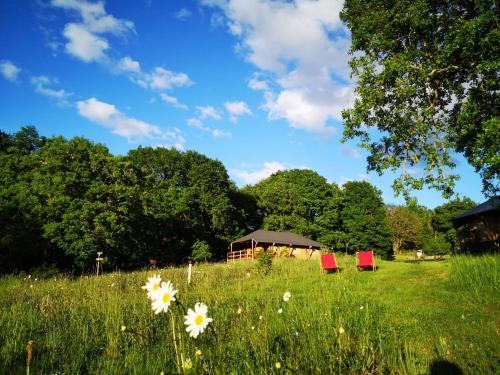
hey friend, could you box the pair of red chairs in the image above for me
[320,251,376,273]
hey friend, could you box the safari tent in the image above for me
[452,196,500,254]
[227,229,327,262]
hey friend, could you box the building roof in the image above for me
[231,229,327,249]
[453,196,500,226]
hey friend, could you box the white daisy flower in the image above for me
[184,302,213,338]
[151,281,178,314]
[142,275,162,299]
[278,308,283,314]
[283,291,291,302]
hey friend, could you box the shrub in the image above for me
[423,234,450,257]
[256,252,273,275]
[191,240,213,262]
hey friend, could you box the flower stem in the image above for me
[170,313,181,373]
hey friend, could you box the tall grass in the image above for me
[449,254,499,300]
[0,255,498,374]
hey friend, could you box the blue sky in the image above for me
[0,0,486,208]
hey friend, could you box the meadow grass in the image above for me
[0,255,498,374]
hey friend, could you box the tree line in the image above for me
[0,127,475,274]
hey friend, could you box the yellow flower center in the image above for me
[162,293,170,303]
[152,283,159,291]
[195,315,204,325]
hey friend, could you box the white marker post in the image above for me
[187,259,193,285]
[96,251,103,276]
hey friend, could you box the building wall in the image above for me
[458,211,500,253]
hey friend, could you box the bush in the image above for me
[423,234,450,257]
[191,240,213,262]
[256,252,273,275]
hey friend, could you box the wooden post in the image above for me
[188,260,193,284]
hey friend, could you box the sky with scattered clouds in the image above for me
[0,0,486,208]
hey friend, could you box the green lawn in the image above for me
[0,255,498,374]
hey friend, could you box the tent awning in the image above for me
[231,230,327,249]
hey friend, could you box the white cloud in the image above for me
[117,57,193,92]
[175,8,192,21]
[248,73,269,91]
[30,75,72,104]
[0,60,21,81]
[52,0,134,62]
[341,145,361,159]
[118,56,141,73]
[225,101,252,122]
[197,105,222,120]
[77,97,185,147]
[160,93,188,110]
[63,23,109,62]
[201,0,353,133]
[212,129,232,138]
[187,117,209,131]
[149,67,193,90]
[230,161,287,185]
[52,0,134,35]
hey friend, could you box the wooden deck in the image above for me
[227,249,255,262]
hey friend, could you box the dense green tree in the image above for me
[127,147,242,262]
[341,1,499,198]
[340,181,391,258]
[431,197,477,251]
[246,169,340,241]
[0,127,49,272]
[387,205,422,254]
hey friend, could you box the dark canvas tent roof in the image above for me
[453,196,500,227]
[231,230,327,249]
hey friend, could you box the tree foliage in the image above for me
[387,205,422,254]
[0,127,256,273]
[341,0,499,198]
[339,181,392,258]
[245,169,339,240]
[431,197,477,252]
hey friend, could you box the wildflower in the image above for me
[120,325,126,332]
[151,281,178,314]
[160,372,164,375]
[339,326,345,335]
[283,291,291,302]
[277,308,283,314]
[295,331,299,336]
[30,285,33,288]
[182,358,193,369]
[360,305,364,310]
[259,315,263,320]
[184,302,213,338]
[195,349,202,357]
[237,307,242,314]
[142,275,162,299]
[275,362,282,369]
[251,326,255,330]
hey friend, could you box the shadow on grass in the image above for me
[429,360,463,375]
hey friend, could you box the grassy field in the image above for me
[0,255,498,374]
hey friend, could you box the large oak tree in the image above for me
[341,0,499,198]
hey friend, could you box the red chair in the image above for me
[321,253,339,273]
[356,251,376,271]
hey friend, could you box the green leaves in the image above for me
[341,0,499,198]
